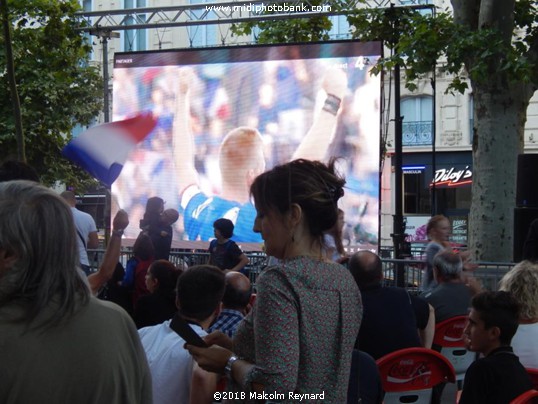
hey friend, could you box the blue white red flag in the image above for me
[62,113,157,186]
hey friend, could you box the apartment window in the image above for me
[401,96,433,146]
[188,0,218,47]
[81,0,94,59]
[404,171,431,214]
[123,0,147,51]
[329,15,351,39]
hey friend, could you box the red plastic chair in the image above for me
[433,315,477,386]
[376,347,456,403]
[527,368,538,390]
[510,389,538,404]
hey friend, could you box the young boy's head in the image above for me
[161,208,179,226]
[463,291,520,356]
[213,218,234,240]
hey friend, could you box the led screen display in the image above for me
[112,40,382,251]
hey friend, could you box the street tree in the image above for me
[0,0,102,189]
[232,0,538,262]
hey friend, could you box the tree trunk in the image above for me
[0,0,25,162]
[469,82,529,262]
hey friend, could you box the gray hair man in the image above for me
[421,249,476,323]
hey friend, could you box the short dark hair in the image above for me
[348,250,383,289]
[214,218,234,239]
[149,260,181,294]
[176,265,225,321]
[472,291,521,345]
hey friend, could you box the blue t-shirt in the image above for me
[183,191,262,242]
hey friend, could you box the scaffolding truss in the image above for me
[75,0,401,33]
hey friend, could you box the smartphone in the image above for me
[169,314,208,347]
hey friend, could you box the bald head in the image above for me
[219,127,265,185]
[222,271,252,311]
[162,208,179,225]
[348,250,383,289]
[60,191,77,207]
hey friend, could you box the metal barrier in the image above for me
[380,258,515,293]
[88,249,514,293]
[88,249,269,291]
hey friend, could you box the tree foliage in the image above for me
[232,0,538,261]
[0,0,103,189]
[233,1,537,93]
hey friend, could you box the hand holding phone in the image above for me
[169,314,208,347]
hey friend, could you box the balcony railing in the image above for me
[403,121,433,146]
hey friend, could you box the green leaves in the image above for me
[0,0,102,188]
[231,2,538,96]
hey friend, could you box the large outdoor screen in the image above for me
[112,40,382,251]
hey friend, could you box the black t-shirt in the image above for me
[459,346,533,404]
[356,285,429,359]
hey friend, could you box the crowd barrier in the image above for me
[87,249,515,293]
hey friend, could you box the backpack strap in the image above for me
[76,229,87,250]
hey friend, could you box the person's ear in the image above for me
[214,301,223,318]
[246,168,258,186]
[489,326,501,341]
[289,203,303,227]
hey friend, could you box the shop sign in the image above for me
[432,166,472,187]
[450,217,468,245]
[403,165,425,175]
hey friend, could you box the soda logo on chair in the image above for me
[443,322,465,343]
[387,360,432,386]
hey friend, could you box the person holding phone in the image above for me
[186,159,362,403]
[138,265,225,404]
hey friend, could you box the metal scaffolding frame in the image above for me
[75,0,382,33]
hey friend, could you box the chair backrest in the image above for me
[433,315,468,347]
[376,347,456,403]
[510,389,538,404]
[527,368,538,390]
[348,350,384,404]
[433,315,476,382]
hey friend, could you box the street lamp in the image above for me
[89,29,120,123]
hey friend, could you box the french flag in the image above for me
[62,113,157,186]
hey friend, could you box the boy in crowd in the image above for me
[459,291,532,404]
[208,218,249,273]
